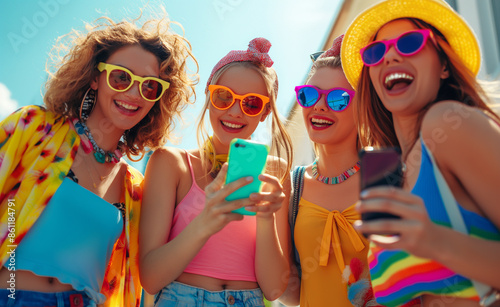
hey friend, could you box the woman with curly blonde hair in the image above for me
[0,14,197,307]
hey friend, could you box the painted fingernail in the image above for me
[354,201,362,211]
[246,176,253,182]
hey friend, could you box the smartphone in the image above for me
[225,138,269,215]
[359,146,403,222]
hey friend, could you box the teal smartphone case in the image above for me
[225,138,269,215]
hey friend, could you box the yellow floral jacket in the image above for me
[0,105,143,307]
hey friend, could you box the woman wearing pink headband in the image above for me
[279,35,379,307]
[139,38,293,306]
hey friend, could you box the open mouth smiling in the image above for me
[311,117,334,127]
[115,100,139,112]
[221,121,244,129]
[384,72,414,91]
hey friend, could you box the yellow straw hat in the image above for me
[341,0,481,89]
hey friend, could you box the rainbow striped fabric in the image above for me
[369,245,478,306]
[368,140,500,306]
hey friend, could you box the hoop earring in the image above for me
[128,152,146,163]
[80,88,96,120]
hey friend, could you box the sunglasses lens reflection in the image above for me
[297,87,319,107]
[212,87,264,116]
[109,69,132,90]
[362,42,386,65]
[296,86,351,112]
[241,96,264,115]
[327,90,351,111]
[397,32,425,54]
[141,79,162,100]
[362,31,427,65]
[109,68,163,100]
[310,51,324,62]
[212,88,234,109]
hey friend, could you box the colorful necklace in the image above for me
[312,158,360,184]
[73,119,123,164]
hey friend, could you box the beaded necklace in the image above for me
[73,119,123,164]
[312,158,360,184]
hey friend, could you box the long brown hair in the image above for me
[357,18,499,148]
[44,16,199,159]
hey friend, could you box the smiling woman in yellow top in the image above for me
[279,35,378,307]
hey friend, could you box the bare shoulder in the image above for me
[148,147,186,168]
[144,147,189,183]
[421,101,499,146]
[421,101,500,171]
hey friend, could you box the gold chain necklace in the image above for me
[81,150,113,189]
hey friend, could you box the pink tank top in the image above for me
[168,151,257,281]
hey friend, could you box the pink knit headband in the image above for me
[319,34,344,59]
[206,37,274,90]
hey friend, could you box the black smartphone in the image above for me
[359,146,403,222]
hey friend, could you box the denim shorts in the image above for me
[155,281,265,307]
[0,288,91,307]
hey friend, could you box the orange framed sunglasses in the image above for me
[97,62,170,102]
[208,85,270,117]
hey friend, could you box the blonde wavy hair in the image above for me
[197,61,293,182]
[44,15,198,159]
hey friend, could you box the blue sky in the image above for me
[0,0,341,170]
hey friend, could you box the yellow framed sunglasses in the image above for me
[97,62,170,102]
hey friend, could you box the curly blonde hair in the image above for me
[197,61,293,182]
[44,15,198,159]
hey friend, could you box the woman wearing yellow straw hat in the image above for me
[341,0,500,306]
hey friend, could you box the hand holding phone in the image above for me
[359,146,403,222]
[225,138,269,215]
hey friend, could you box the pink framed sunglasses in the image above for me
[295,85,354,112]
[360,29,435,66]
